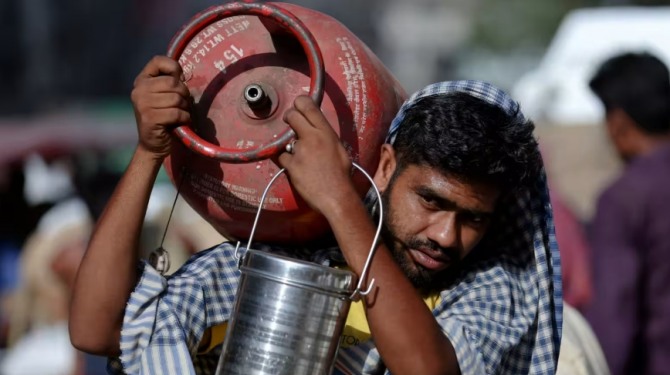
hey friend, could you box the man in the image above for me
[586,52,670,375]
[69,56,562,374]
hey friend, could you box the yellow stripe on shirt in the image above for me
[199,293,441,353]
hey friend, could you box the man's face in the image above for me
[373,146,500,290]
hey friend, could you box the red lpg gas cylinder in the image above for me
[164,2,406,244]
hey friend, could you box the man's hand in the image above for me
[278,96,357,216]
[131,56,191,160]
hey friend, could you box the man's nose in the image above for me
[425,211,459,249]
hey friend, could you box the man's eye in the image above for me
[419,195,438,207]
[465,214,487,226]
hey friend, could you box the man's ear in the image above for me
[373,144,397,192]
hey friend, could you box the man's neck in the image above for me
[636,134,670,159]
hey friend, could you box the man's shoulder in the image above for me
[617,144,670,190]
[600,149,670,208]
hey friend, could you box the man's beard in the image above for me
[379,189,457,293]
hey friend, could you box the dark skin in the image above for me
[70,56,499,375]
[605,108,670,163]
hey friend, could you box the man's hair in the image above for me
[589,52,670,134]
[392,93,542,192]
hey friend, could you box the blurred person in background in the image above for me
[586,51,670,375]
[1,209,93,375]
[1,154,120,375]
[0,151,219,374]
[0,162,54,350]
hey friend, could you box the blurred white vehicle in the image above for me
[513,7,670,125]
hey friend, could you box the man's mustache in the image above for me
[405,238,459,262]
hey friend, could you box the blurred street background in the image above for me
[1,0,669,374]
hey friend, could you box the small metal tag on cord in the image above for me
[148,167,187,275]
[149,246,171,275]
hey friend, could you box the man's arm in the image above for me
[69,56,191,356]
[278,97,459,375]
[327,195,459,375]
[585,186,640,375]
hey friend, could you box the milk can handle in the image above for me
[236,163,383,301]
[166,1,325,162]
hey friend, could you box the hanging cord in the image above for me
[148,166,188,275]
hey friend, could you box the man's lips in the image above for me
[408,248,451,271]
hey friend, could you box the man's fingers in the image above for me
[143,56,182,78]
[277,151,292,169]
[175,109,191,126]
[283,107,314,137]
[137,56,183,83]
[293,95,334,132]
[143,108,191,127]
[145,92,190,110]
[141,76,190,96]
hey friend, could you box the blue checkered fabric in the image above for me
[386,80,528,144]
[108,80,562,374]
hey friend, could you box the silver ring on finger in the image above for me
[285,139,297,154]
